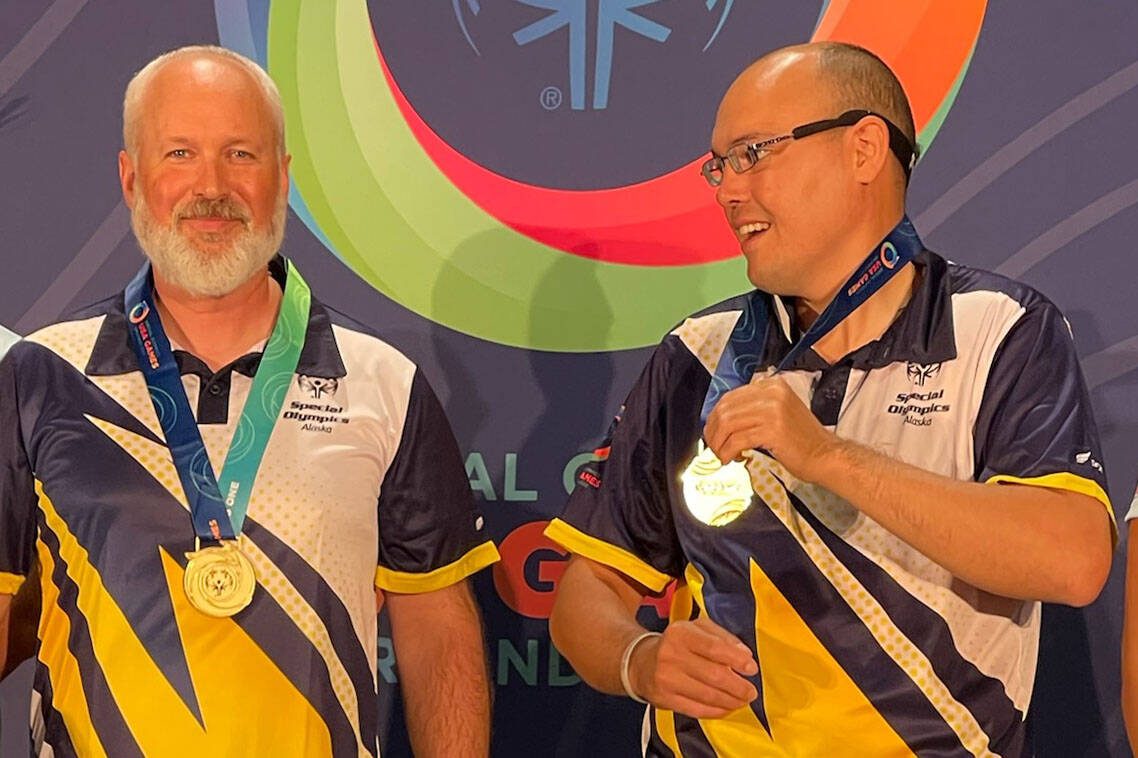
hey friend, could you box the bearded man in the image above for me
[0,46,497,757]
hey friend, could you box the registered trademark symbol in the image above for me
[540,86,563,111]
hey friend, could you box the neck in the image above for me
[796,208,914,364]
[153,269,282,372]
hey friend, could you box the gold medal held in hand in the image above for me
[184,540,257,617]
[681,445,754,527]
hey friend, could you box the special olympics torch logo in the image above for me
[452,0,736,110]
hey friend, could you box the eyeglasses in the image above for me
[701,109,919,187]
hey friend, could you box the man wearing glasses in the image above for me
[546,42,1113,755]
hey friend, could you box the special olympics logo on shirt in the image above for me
[128,302,150,324]
[880,241,901,269]
[906,362,942,386]
[298,375,339,399]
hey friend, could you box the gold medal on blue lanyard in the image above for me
[683,217,923,526]
[125,259,311,616]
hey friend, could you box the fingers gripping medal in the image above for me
[125,258,311,616]
[184,539,257,617]
[685,218,923,526]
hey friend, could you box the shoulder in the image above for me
[16,294,121,373]
[318,302,418,374]
[307,301,427,410]
[61,292,123,323]
[945,259,1060,317]
[940,258,1069,348]
[666,290,756,371]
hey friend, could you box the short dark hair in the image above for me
[814,42,917,149]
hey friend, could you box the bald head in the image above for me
[735,42,916,154]
[123,45,285,159]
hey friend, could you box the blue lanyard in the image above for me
[124,260,311,542]
[700,217,923,426]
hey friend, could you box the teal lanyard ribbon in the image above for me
[124,259,311,541]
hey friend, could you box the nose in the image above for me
[715,164,749,210]
[193,154,227,198]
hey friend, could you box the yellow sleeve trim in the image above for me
[544,518,673,593]
[986,472,1118,544]
[375,541,500,594]
[0,572,25,594]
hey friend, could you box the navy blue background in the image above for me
[2,1,1138,755]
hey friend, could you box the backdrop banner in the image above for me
[1,1,1136,755]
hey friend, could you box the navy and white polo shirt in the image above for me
[0,257,498,757]
[548,249,1112,757]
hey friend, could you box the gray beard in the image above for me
[131,193,286,297]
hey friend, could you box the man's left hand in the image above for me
[703,375,836,482]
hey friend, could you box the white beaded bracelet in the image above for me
[620,631,662,705]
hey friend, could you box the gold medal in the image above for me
[681,446,754,527]
[184,540,256,617]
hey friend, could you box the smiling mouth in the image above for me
[736,221,770,241]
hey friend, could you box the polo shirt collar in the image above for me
[776,249,957,372]
[85,255,347,379]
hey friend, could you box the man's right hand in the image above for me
[627,616,759,718]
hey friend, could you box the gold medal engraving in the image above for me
[184,541,256,617]
[681,446,754,527]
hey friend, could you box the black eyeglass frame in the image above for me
[701,109,919,187]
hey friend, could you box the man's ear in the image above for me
[119,150,137,209]
[848,116,890,185]
[280,152,292,199]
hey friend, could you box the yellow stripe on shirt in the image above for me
[544,518,673,593]
[0,572,24,594]
[986,471,1117,543]
[375,540,500,593]
[36,537,110,758]
[37,482,335,756]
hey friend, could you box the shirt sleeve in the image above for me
[0,345,37,594]
[545,340,686,594]
[972,299,1114,535]
[374,368,498,593]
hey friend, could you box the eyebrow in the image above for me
[221,137,263,150]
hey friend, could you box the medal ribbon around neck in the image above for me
[124,258,311,543]
[700,216,923,425]
[684,217,923,527]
